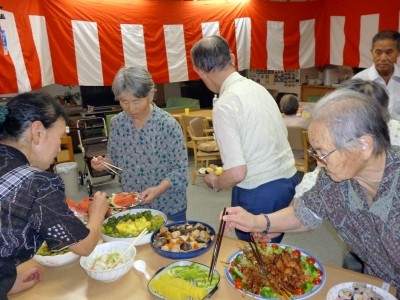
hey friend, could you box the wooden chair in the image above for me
[179,115,200,150]
[286,126,316,173]
[187,117,220,184]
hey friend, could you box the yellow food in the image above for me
[115,217,151,236]
[214,167,223,175]
[150,274,207,300]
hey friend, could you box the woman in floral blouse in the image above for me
[91,67,188,221]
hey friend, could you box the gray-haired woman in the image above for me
[91,67,188,221]
[222,88,400,298]
[0,92,109,299]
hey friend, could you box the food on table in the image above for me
[227,243,324,298]
[152,222,214,252]
[334,283,384,300]
[102,210,164,238]
[168,263,219,289]
[89,251,125,271]
[66,197,89,223]
[36,242,69,256]
[198,164,223,175]
[149,273,207,300]
[109,192,139,208]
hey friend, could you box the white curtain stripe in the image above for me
[235,17,251,71]
[201,22,220,37]
[330,16,345,66]
[299,19,315,68]
[72,20,103,86]
[267,21,284,70]
[164,24,188,82]
[29,15,54,87]
[359,14,379,68]
[121,24,147,70]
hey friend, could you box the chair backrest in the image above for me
[287,126,315,172]
[180,115,202,145]
[287,126,304,152]
[188,117,207,138]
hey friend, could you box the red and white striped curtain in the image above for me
[0,0,399,94]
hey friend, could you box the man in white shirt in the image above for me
[353,30,400,120]
[190,35,298,242]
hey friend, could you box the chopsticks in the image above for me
[208,207,228,281]
[248,235,268,275]
[102,161,122,175]
[107,228,148,270]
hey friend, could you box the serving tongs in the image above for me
[208,207,228,281]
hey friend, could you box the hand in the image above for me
[204,172,218,189]
[88,191,109,218]
[90,156,105,171]
[222,206,262,233]
[8,266,43,296]
[251,232,282,243]
[140,186,160,205]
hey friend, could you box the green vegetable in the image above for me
[36,242,69,256]
[231,266,245,280]
[168,264,219,289]
[260,286,278,298]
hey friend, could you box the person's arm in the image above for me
[7,267,43,296]
[222,206,308,234]
[69,191,109,256]
[204,164,246,191]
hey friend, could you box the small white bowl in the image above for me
[80,241,136,282]
[33,251,80,267]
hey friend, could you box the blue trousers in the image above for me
[232,173,299,242]
[168,209,187,222]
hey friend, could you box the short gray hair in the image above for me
[280,94,299,115]
[190,35,232,73]
[311,89,390,156]
[112,67,155,100]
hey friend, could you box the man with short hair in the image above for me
[353,30,400,120]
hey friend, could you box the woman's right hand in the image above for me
[88,191,109,219]
[91,156,106,171]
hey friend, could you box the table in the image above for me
[172,109,213,121]
[10,236,396,299]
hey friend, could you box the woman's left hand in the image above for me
[139,187,160,205]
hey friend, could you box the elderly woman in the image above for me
[222,88,400,297]
[91,67,188,221]
[0,93,109,299]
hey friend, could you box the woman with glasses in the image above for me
[221,88,400,298]
[91,67,188,221]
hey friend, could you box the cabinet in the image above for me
[56,135,74,163]
[301,85,335,102]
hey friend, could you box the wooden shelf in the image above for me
[56,135,74,163]
[301,85,335,102]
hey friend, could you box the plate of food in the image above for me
[150,220,215,259]
[326,282,396,300]
[101,208,167,245]
[108,192,142,209]
[224,243,326,299]
[148,260,220,300]
[198,164,223,176]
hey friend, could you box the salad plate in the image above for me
[326,282,396,300]
[224,243,326,299]
[148,260,220,300]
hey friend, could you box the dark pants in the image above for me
[232,173,299,242]
[167,209,187,222]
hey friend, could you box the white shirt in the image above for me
[213,72,297,189]
[294,119,400,198]
[353,64,400,121]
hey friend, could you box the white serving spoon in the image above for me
[133,260,151,280]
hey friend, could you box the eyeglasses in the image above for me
[307,147,337,165]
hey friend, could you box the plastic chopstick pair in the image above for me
[102,161,122,175]
[208,207,228,281]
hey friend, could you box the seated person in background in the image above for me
[222,88,400,298]
[91,67,188,221]
[0,93,109,299]
[279,94,310,128]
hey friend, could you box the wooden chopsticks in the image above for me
[208,207,228,281]
[102,161,122,175]
[248,235,268,275]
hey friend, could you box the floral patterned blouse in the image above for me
[108,104,188,218]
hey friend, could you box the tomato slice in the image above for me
[312,277,322,285]
[306,257,316,264]
[317,269,324,277]
[292,249,301,257]
[294,288,305,295]
[271,243,279,250]
[234,278,243,289]
[260,242,267,249]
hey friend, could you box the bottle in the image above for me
[212,94,218,107]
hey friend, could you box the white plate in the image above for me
[101,208,167,245]
[225,243,326,299]
[148,260,220,300]
[326,282,396,300]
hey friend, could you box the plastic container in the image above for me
[54,162,79,197]
[212,94,218,107]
